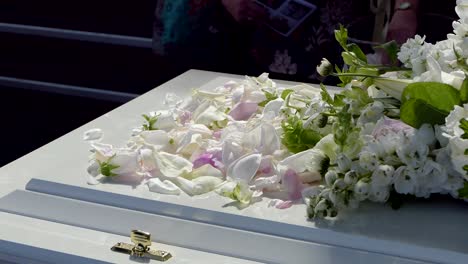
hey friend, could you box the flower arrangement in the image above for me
[85,1,468,219]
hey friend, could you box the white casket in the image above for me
[0,70,467,264]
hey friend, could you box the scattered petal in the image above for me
[83,128,103,141]
[147,178,181,195]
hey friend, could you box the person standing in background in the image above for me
[152,0,452,83]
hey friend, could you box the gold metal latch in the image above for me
[111,230,172,262]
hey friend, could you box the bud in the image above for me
[344,170,358,185]
[324,170,338,186]
[316,58,333,77]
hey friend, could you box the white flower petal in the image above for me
[83,128,103,141]
[147,178,181,195]
[175,176,223,195]
[140,130,171,149]
[262,98,284,117]
[190,164,223,179]
[227,153,262,183]
[154,152,193,178]
[279,149,326,175]
[139,148,157,171]
[111,150,140,175]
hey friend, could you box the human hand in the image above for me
[221,0,267,24]
[386,10,418,44]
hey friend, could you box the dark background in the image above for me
[0,0,168,165]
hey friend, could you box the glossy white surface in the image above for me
[0,70,467,263]
[0,211,259,264]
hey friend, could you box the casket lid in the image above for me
[1,70,467,264]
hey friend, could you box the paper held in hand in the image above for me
[255,0,317,36]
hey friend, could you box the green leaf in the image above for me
[334,104,352,147]
[342,87,373,108]
[320,84,333,105]
[400,82,461,127]
[142,114,159,131]
[458,181,468,199]
[460,77,468,103]
[334,24,348,51]
[400,98,448,128]
[374,41,399,64]
[342,52,366,67]
[258,90,278,107]
[281,89,294,100]
[347,43,367,63]
[459,119,468,139]
[281,116,322,153]
[98,156,120,177]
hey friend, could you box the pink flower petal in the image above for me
[229,102,258,121]
[275,200,293,209]
[192,153,215,169]
[283,169,303,201]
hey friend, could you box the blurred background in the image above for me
[0,0,457,166]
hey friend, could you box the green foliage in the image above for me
[400,99,448,128]
[347,43,367,64]
[281,89,294,100]
[342,51,366,67]
[333,104,352,147]
[142,114,159,131]
[334,24,348,51]
[458,181,468,199]
[460,119,468,139]
[281,116,322,153]
[460,77,468,103]
[98,155,120,177]
[374,41,399,64]
[320,84,334,105]
[258,90,278,107]
[400,82,461,128]
[342,87,373,109]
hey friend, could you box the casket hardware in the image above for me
[111,230,172,261]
